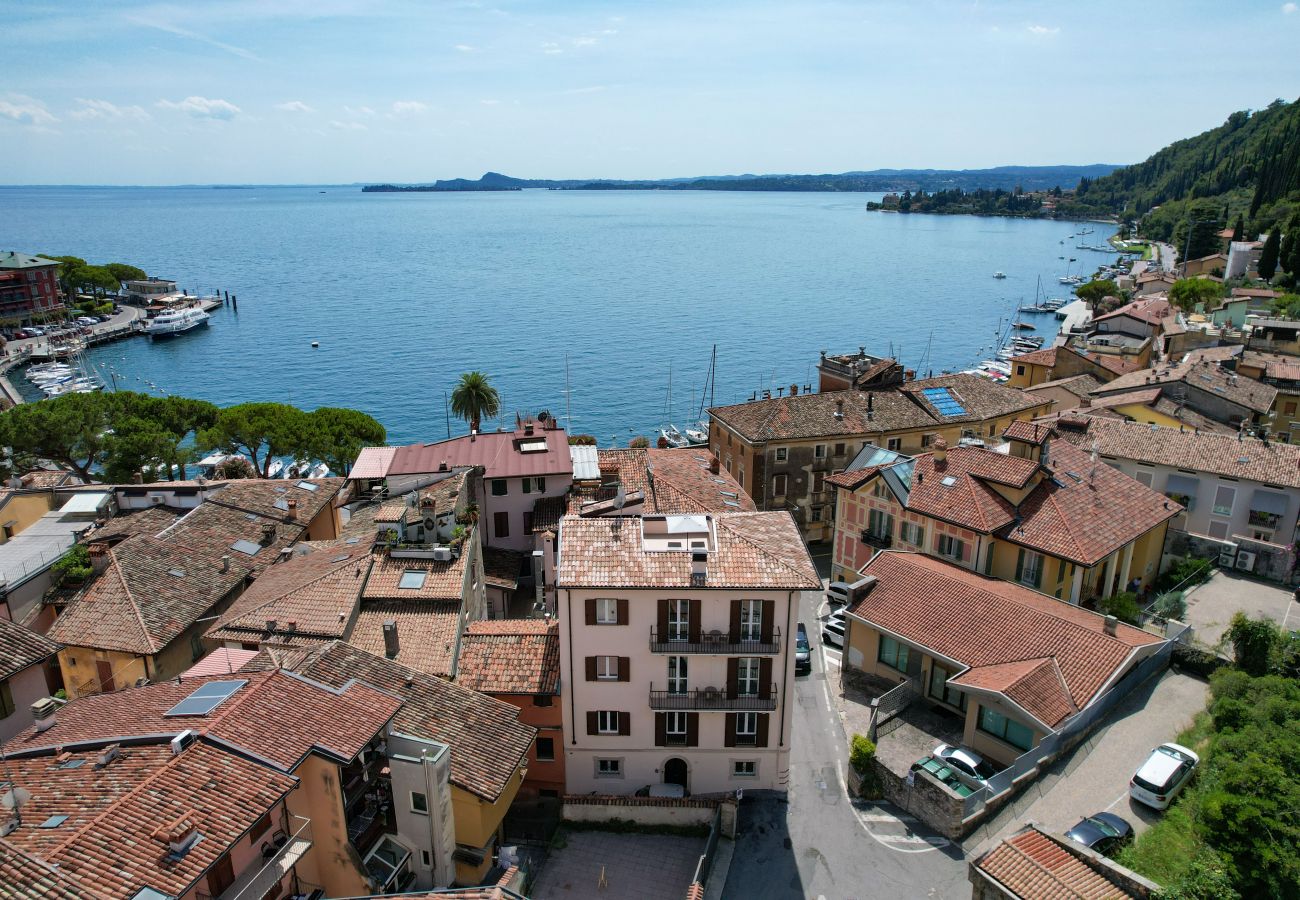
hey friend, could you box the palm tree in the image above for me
[450,371,500,434]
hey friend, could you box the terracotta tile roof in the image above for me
[1,742,297,900]
[84,505,185,544]
[1084,387,1164,410]
[899,374,1050,424]
[348,445,398,479]
[363,551,467,601]
[386,426,573,479]
[374,500,409,524]
[850,553,1161,728]
[825,466,887,491]
[204,476,344,524]
[975,826,1141,899]
[1095,357,1277,415]
[1146,398,1237,435]
[9,670,401,771]
[1023,374,1104,400]
[1050,414,1300,488]
[1002,420,1052,446]
[951,658,1076,729]
[577,448,755,516]
[530,495,569,533]
[349,601,462,677]
[557,512,820,590]
[458,620,559,694]
[47,535,253,655]
[1182,345,1242,364]
[1231,287,1278,299]
[1011,347,1058,367]
[181,647,260,678]
[1092,295,1171,326]
[0,617,60,680]
[1080,351,1145,376]
[710,388,936,442]
[289,641,536,801]
[19,469,81,490]
[1240,349,1300,382]
[0,840,88,899]
[482,546,524,589]
[207,542,373,644]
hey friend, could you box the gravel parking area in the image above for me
[1183,569,1298,650]
[531,831,704,900]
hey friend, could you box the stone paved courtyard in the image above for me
[530,831,705,900]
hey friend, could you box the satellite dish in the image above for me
[613,485,626,510]
[0,786,32,810]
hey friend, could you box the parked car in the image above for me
[25,326,44,336]
[1129,743,1199,810]
[795,623,811,674]
[826,581,854,606]
[76,316,98,326]
[1065,813,1133,856]
[13,330,29,339]
[931,744,998,790]
[821,610,847,647]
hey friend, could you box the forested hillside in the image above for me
[1059,97,1300,242]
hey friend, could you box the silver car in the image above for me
[931,744,998,790]
[1129,743,1198,810]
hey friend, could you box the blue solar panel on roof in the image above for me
[920,387,967,417]
[164,680,247,717]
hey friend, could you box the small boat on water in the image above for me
[993,271,1007,279]
[1011,321,1035,331]
[146,305,210,338]
[660,425,691,449]
[684,423,709,446]
[308,463,330,479]
[266,459,286,479]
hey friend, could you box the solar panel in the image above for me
[230,539,262,556]
[164,679,248,717]
[39,815,69,828]
[920,387,968,417]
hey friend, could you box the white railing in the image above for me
[212,815,314,900]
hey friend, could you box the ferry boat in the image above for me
[992,271,1007,279]
[146,305,210,338]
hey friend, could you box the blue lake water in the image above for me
[0,187,1108,446]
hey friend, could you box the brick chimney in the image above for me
[1079,394,1092,408]
[383,619,400,658]
[709,456,720,475]
[285,499,298,521]
[834,398,845,420]
[88,543,110,575]
[932,436,948,468]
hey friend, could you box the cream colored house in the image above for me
[556,512,819,795]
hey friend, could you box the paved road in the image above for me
[5,305,143,358]
[1153,242,1177,273]
[721,572,969,899]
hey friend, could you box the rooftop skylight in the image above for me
[398,570,427,590]
[230,539,262,556]
[297,481,318,491]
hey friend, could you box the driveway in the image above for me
[1183,569,1298,650]
[532,831,704,900]
[968,669,1209,854]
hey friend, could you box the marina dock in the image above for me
[1052,299,1091,346]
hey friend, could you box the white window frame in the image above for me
[596,656,619,680]
[774,447,788,462]
[736,712,758,741]
[668,598,690,641]
[595,598,618,624]
[937,534,965,562]
[732,760,757,777]
[900,521,924,547]
[1019,550,1044,587]
[737,658,759,696]
[772,473,787,497]
[597,711,619,734]
[739,599,762,641]
[886,437,901,451]
[667,656,688,694]
[666,711,688,737]
[814,444,827,459]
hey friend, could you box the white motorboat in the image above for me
[993,271,1007,279]
[684,423,709,445]
[308,463,330,479]
[146,305,210,338]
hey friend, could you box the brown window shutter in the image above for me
[686,713,699,747]
[755,714,770,748]
[688,599,701,643]
[657,598,670,642]
[726,658,739,699]
[616,598,629,625]
[617,657,630,682]
[618,712,631,736]
[655,713,667,747]
[729,600,742,638]
[586,711,599,736]
[585,598,597,626]
[759,658,773,697]
[724,713,737,748]
[585,657,597,681]
[760,600,775,643]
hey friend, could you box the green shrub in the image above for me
[1153,590,1187,622]
[51,545,93,584]
[1225,613,1282,676]
[1157,557,1214,592]
[849,734,876,773]
[1098,591,1141,625]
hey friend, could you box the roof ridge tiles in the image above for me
[712,513,818,585]
[109,547,159,655]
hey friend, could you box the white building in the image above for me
[556,511,819,795]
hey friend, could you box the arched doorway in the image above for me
[663,757,689,791]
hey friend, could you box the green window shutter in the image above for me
[1032,555,1043,589]
[1015,548,1024,583]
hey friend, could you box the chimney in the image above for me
[153,812,200,856]
[690,551,707,584]
[31,697,58,732]
[791,384,799,396]
[132,471,144,485]
[834,398,845,420]
[383,619,400,658]
[220,554,231,573]
[265,618,278,633]
[932,436,948,467]
[524,421,534,436]
[285,499,298,521]
[261,522,277,544]
[95,743,121,768]
[709,456,720,475]
[1103,614,1118,636]
[1079,394,1092,408]
[88,543,110,575]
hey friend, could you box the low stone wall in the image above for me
[562,795,731,834]
[1164,529,1295,584]
[870,762,967,841]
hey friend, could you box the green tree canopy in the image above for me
[304,406,386,476]
[1231,213,1244,243]
[1257,229,1281,281]
[0,391,118,479]
[197,402,312,477]
[1074,279,1119,305]
[71,265,121,298]
[104,262,146,284]
[449,371,500,433]
[1170,278,1225,312]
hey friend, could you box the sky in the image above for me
[3,0,1299,185]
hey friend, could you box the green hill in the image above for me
[1059,97,1300,245]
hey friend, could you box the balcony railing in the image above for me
[649,628,781,655]
[648,683,778,711]
[861,530,892,549]
[202,816,314,900]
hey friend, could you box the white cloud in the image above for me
[344,105,376,117]
[70,98,150,121]
[156,96,241,119]
[0,94,57,126]
[275,100,313,113]
[541,41,563,54]
[572,36,597,47]
[454,43,478,52]
[1285,2,1298,13]
[390,100,428,115]
[1027,24,1060,35]
[125,15,258,61]
[330,119,367,131]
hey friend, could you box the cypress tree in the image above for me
[1232,213,1244,242]
[1282,214,1300,276]
[1258,229,1281,281]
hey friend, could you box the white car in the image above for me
[931,744,998,790]
[821,610,847,647]
[1129,743,1199,810]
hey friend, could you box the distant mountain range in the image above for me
[362,165,1121,195]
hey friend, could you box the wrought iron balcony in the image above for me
[648,683,777,711]
[861,530,892,549]
[649,627,781,655]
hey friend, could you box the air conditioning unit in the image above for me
[431,547,453,562]
[1218,542,1239,567]
[170,729,197,755]
[31,697,59,732]
[1235,550,1257,572]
